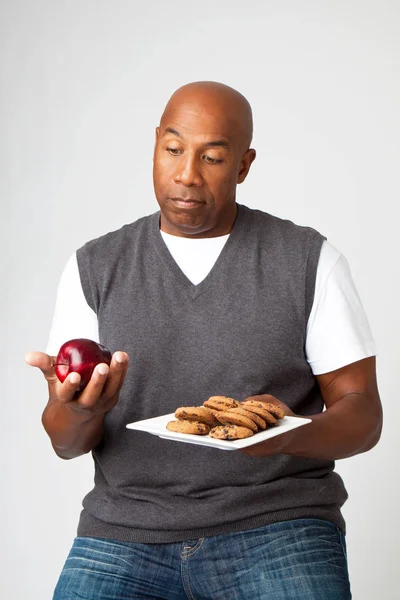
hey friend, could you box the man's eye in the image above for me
[203,155,223,164]
[167,147,181,156]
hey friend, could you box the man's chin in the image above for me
[162,217,209,237]
[157,198,237,237]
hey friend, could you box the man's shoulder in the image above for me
[78,212,158,257]
[242,204,325,242]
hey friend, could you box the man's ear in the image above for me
[237,148,256,184]
[153,127,160,161]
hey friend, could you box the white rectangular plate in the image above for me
[126,413,311,451]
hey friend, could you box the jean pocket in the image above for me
[64,537,134,575]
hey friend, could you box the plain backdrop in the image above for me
[2,1,399,598]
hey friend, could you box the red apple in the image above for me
[55,338,112,390]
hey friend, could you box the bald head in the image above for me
[153,81,256,238]
[160,81,254,152]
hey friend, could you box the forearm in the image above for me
[42,398,105,459]
[285,393,382,461]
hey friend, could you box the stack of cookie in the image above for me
[166,396,285,441]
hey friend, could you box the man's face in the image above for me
[153,100,254,238]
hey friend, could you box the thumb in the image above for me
[24,351,59,383]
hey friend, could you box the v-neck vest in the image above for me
[76,204,348,543]
[159,231,229,286]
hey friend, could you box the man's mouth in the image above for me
[170,197,203,208]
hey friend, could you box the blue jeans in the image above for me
[53,519,351,599]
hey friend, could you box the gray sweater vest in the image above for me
[76,204,348,543]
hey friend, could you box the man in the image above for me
[26,81,382,599]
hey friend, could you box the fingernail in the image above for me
[97,364,108,375]
[69,373,80,384]
[115,352,124,363]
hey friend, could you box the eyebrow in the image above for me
[163,127,230,148]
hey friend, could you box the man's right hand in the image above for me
[25,350,129,458]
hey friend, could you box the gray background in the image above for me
[2,1,399,598]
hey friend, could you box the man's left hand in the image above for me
[240,358,382,461]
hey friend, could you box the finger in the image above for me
[74,362,110,410]
[25,351,53,372]
[243,393,277,403]
[76,351,129,414]
[101,351,129,399]
[241,438,280,458]
[24,351,59,384]
[58,371,84,403]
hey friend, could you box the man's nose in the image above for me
[173,156,203,186]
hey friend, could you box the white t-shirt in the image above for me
[46,235,376,375]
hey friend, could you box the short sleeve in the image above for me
[46,253,99,355]
[306,242,377,375]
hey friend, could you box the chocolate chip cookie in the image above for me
[166,420,210,435]
[213,410,259,432]
[175,406,220,427]
[242,399,285,420]
[203,396,239,411]
[227,407,267,430]
[209,425,254,440]
[240,402,277,425]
